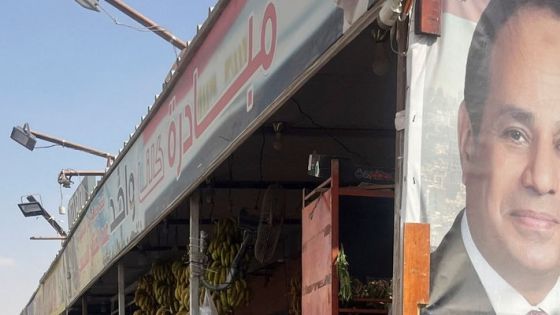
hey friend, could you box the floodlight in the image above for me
[17,202,45,217]
[10,123,115,167]
[75,0,100,11]
[58,169,105,188]
[75,0,187,49]
[10,123,36,151]
[17,195,67,238]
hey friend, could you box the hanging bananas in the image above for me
[134,259,191,314]
[133,219,253,315]
[204,218,251,314]
[134,274,158,313]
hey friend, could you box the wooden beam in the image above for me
[403,223,430,315]
[414,0,442,36]
[331,160,340,315]
[339,187,394,198]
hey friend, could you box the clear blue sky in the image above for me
[0,1,216,313]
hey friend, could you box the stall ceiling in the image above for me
[211,23,397,185]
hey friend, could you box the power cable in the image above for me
[99,3,161,33]
[98,3,182,60]
[291,98,368,164]
[34,144,59,149]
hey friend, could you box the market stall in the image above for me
[21,0,409,314]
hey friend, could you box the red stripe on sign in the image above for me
[175,0,248,101]
[444,0,489,22]
[142,0,247,144]
[142,101,169,143]
[194,2,277,137]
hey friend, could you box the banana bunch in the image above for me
[133,306,178,315]
[174,280,206,313]
[205,218,251,314]
[171,258,192,312]
[171,259,190,286]
[205,268,250,314]
[288,277,301,315]
[153,281,178,310]
[135,259,197,314]
[133,288,157,313]
[151,262,181,312]
[152,262,174,283]
[134,275,157,313]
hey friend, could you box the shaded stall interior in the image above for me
[69,19,398,315]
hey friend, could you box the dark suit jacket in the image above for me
[421,210,495,315]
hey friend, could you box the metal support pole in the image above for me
[29,236,66,240]
[82,295,88,315]
[30,129,115,166]
[105,0,187,50]
[189,191,200,315]
[58,169,105,188]
[41,212,68,238]
[118,263,125,315]
[392,17,409,315]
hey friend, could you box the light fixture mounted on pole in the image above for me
[58,169,105,188]
[17,195,68,239]
[74,0,188,50]
[10,123,115,167]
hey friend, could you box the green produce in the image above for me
[336,244,352,302]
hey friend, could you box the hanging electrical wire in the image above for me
[99,3,162,33]
[291,98,369,164]
[34,144,59,149]
[98,1,184,57]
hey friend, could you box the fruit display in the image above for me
[152,262,178,310]
[133,218,252,315]
[351,278,392,300]
[335,245,352,302]
[133,274,157,314]
[133,258,192,315]
[171,258,193,314]
[204,218,251,314]
[335,243,392,312]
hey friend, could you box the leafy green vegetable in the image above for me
[336,244,352,302]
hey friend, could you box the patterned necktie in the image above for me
[526,310,547,315]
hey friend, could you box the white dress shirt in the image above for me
[461,212,560,315]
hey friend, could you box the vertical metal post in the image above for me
[118,263,125,315]
[190,191,201,315]
[392,16,410,315]
[81,295,88,315]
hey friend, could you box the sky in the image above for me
[0,1,216,313]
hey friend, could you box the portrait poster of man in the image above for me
[404,0,560,314]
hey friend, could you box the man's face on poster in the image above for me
[459,7,560,276]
